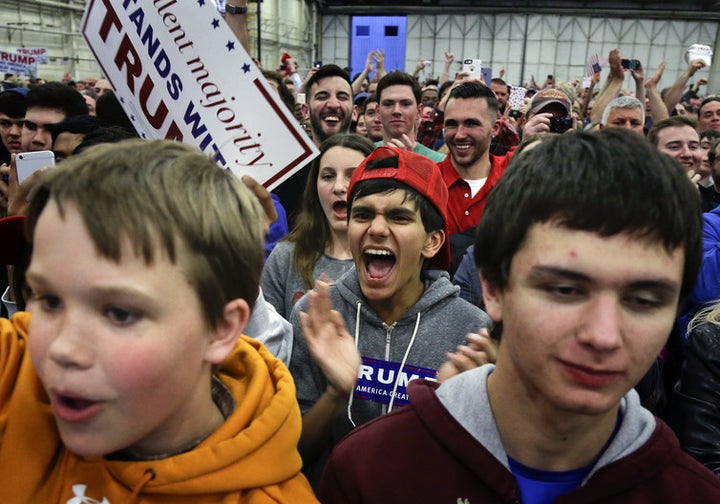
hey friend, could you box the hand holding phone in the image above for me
[621,59,641,70]
[16,150,55,184]
[462,59,483,80]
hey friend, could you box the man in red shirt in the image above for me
[437,81,513,272]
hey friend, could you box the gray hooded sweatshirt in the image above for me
[289,266,492,481]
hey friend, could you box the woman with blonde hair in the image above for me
[262,134,375,319]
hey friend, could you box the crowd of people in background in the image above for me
[2,6,720,501]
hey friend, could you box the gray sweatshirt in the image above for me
[260,240,354,320]
[289,266,492,471]
[437,364,657,483]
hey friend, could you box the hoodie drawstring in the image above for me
[347,301,362,427]
[388,311,420,413]
[128,468,155,503]
[347,306,422,424]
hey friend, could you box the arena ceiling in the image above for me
[318,1,720,20]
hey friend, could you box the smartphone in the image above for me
[16,150,55,183]
[313,60,322,69]
[508,86,527,110]
[508,109,523,119]
[621,59,641,70]
[462,59,483,79]
[296,92,306,105]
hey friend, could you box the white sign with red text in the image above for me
[81,0,317,188]
[0,49,37,76]
[16,47,49,64]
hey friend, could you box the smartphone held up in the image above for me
[462,59,483,80]
[621,59,641,70]
[16,150,55,184]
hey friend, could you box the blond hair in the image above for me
[25,139,265,329]
[687,300,720,336]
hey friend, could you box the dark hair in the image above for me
[288,133,375,288]
[25,82,88,117]
[95,90,137,134]
[364,93,378,107]
[490,77,507,87]
[349,178,444,235]
[74,125,139,154]
[49,115,100,145]
[700,129,720,143]
[376,71,421,105]
[305,64,352,96]
[475,129,702,304]
[447,81,499,120]
[698,95,720,118]
[260,69,296,114]
[647,115,698,146]
[708,137,720,165]
[0,91,26,118]
[438,80,454,101]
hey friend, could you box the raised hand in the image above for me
[299,281,361,397]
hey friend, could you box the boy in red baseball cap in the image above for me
[288,145,492,486]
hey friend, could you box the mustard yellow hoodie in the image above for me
[0,313,318,503]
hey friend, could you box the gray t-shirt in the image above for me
[260,240,354,320]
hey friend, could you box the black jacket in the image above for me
[670,322,720,475]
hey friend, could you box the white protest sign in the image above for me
[685,44,713,66]
[16,47,49,64]
[0,50,37,76]
[81,0,317,189]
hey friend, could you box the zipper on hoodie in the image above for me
[381,322,395,415]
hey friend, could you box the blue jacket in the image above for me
[678,205,720,339]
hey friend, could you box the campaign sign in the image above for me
[354,356,438,407]
[16,47,48,64]
[81,0,317,188]
[0,50,37,77]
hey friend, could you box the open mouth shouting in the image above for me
[332,200,348,221]
[363,248,396,283]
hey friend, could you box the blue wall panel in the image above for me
[350,16,407,80]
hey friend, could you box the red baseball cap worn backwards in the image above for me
[348,146,450,269]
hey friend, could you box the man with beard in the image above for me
[302,65,356,146]
[438,81,514,273]
[274,65,357,225]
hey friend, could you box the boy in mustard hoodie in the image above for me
[0,139,317,503]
